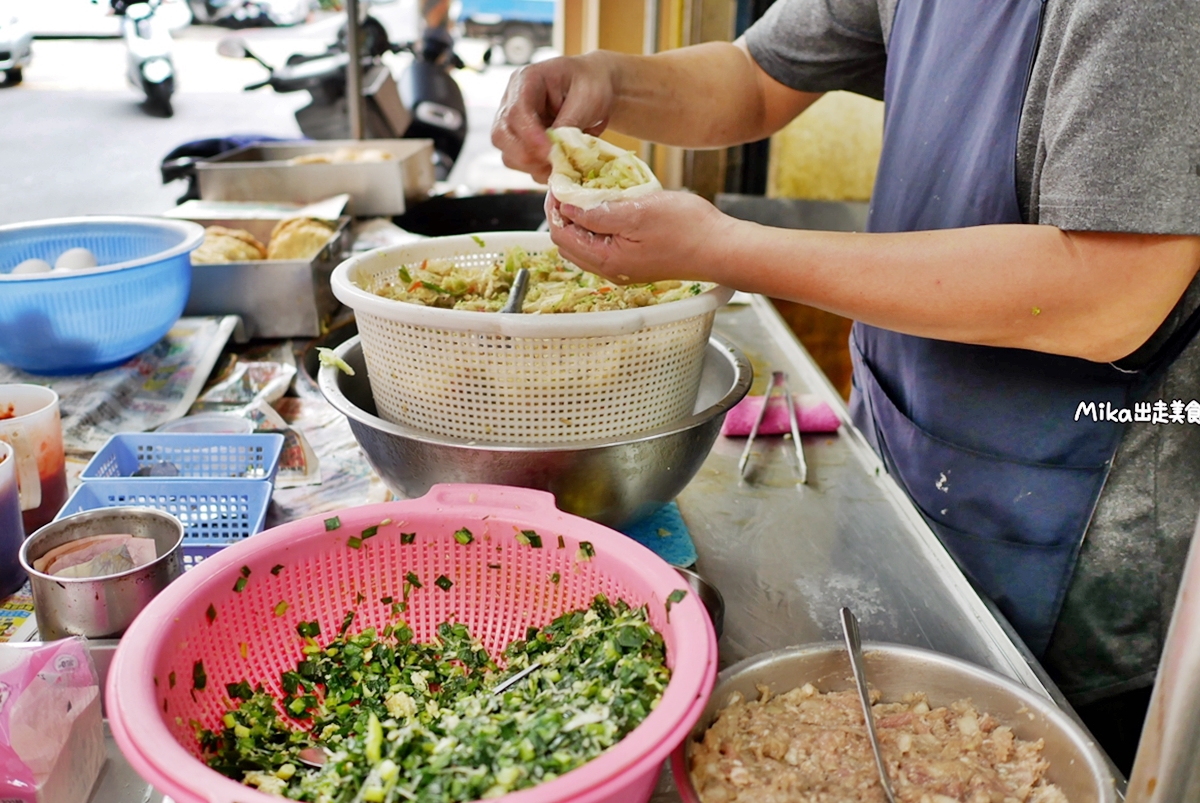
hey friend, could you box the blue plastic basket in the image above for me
[81,433,285,484]
[57,479,274,570]
[0,216,203,375]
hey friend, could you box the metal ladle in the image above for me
[500,268,531,313]
[840,607,898,803]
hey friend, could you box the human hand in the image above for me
[491,54,616,183]
[546,190,737,285]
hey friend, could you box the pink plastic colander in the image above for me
[107,484,718,803]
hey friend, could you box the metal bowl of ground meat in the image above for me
[671,643,1119,803]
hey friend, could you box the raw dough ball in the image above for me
[10,258,53,274]
[54,247,99,270]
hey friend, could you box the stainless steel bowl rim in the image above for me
[0,215,205,281]
[678,641,1116,802]
[19,506,186,582]
[319,334,753,451]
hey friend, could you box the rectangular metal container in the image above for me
[195,139,435,216]
[182,215,351,338]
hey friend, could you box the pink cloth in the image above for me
[721,393,841,436]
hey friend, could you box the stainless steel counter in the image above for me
[91,296,1075,803]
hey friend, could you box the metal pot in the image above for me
[671,642,1119,803]
[19,507,184,640]
[319,335,752,529]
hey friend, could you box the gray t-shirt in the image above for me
[746,0,1200,704]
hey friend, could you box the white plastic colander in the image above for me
[330,233,734,443]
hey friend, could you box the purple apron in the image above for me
[849,0,1200,654]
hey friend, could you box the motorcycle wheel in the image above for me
[502,26,535,66]
[2,67,21,86]
[145,80,174,117]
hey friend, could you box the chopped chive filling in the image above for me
[297,620,321,639]
[453,527,474,545]
[192,660,207,691]
[270,564,285,576]
[434,575,453,591]
[577,541,595,561]
[274,601,289,617]
[401,532,416,544]
[361,525,379,539]
[515,529,542,548]
[233,576,248,593]
[168,671,176,689]
[324,517,341,532]
[199,595,668,802]
[558,535,565,549]
[405,572,422,589]
[240,565,252,578]
[550,572,560,584]
[347,536,362,549]
[205,604,217,624]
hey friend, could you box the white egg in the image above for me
[10,258,53,275]
[54,247,98,270]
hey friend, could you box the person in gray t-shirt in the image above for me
[490,0,1200,773]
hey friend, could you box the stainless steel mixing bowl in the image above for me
[671,643,1119,803]
[319,335,752,528]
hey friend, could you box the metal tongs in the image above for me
[737,370,808,484]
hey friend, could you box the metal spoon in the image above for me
[840,607,897,803]
[296,745,330,768]
[491,659,543,695]
[500,268,531,313]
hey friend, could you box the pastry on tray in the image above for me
[192,226,267,264]
[266,217,337,261]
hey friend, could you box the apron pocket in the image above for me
[853,344,1110,653]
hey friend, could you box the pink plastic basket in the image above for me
[107,484,718,803]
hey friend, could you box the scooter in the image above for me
[216,17,475,178]
[118,0,178,116]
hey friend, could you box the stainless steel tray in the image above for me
[182,215,350,339]
[196,140,435,217]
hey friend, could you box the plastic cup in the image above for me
[0,384,68,534]
[0,441,27,597]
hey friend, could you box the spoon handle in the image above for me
[840,607,898,803]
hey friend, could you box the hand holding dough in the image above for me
[547,127,662,211]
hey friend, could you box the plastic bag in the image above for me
[0,638,105,803]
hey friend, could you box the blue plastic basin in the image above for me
[0,216,204,375]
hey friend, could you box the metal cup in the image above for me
[19,507,184,640]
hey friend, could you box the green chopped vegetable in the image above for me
[471,234,486,248]
[233,576,248,594]
[487,563,501,570]
[380,596,393,605]
[453,527,474,545]
[434,575,453,591]
[405,572,422,589]
[192,660,207,691]
[205,603,217,624]
[317,347,356,376]
[400,532,416,544]
[168,671,176,689]
[577,541,595,561]
[270,564,285,576]
[324,516,341,532]
[361,525,379,539]
[558,535,565,549]
[398,266,412,284]
[347,536,362,549]
[297,620,321,639]
[240,565,252,578]
[199,594,669,802]
[516,529,542,548]
[550,572,560,584]
[274,600,289,617]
